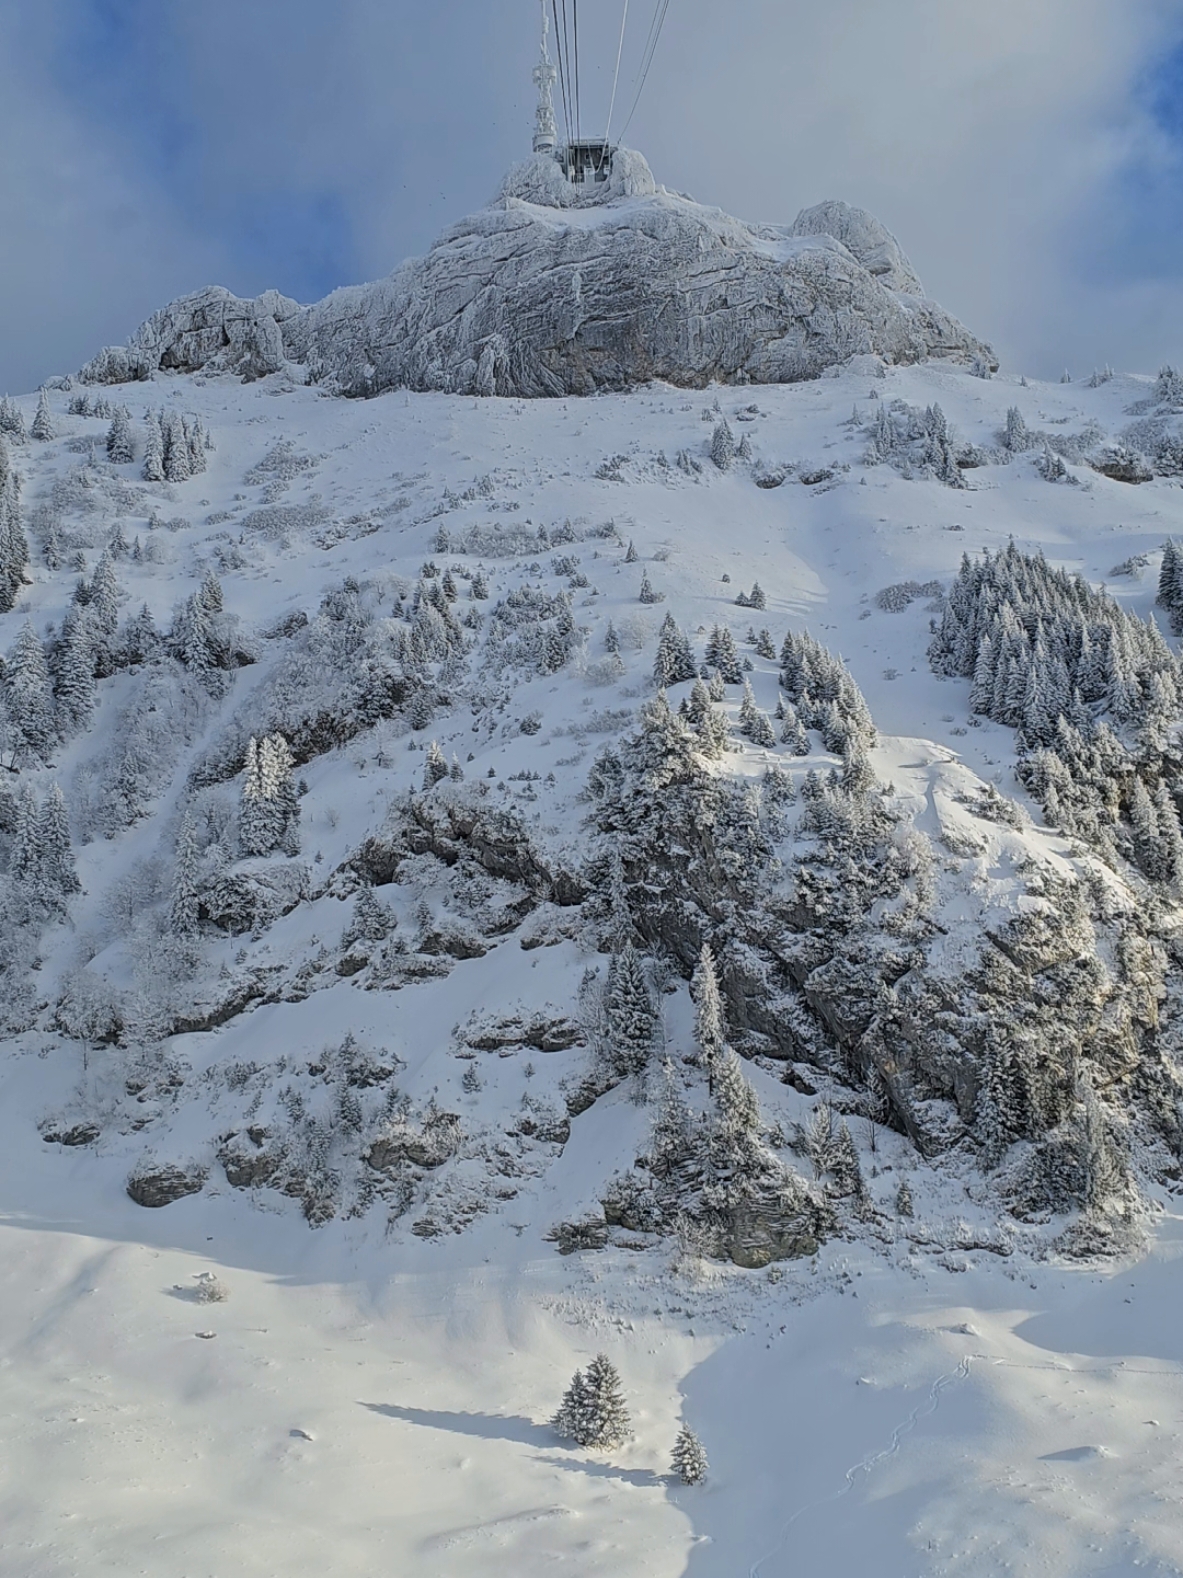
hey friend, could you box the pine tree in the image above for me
[470,568,489,599]
[747,582,767,611]
[653,613,697,688]
[713,1048,761,1139]
[624,539,639,563]
[705,625,742,685]
[604,620,620,654]
[552,1369,590,1442]
[0,452,29,614]
[6,621,55,763]
[198,568,224,614]
[423,740,449,789]
[142,413,165,482]
[574,1355,631,1449]
[162,412,191,482]
[169,813,202,936]
[121,604,159,667]
[896,1177,914,1217]
[10,783,40,889]
[0,396,27,440]
[240,736,299,859]
[692,944,726,1071]
[671,1425,708,1485]
[186,419,207,475]
[36,785,80,913]
[710,419,735,472]
[604,943,656,1077]
[639,570,662,605]
[53,606,97,736]
[754,628,776,660]
[106,407,134,464]
[31,390,54,442]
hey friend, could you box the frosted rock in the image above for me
[790,200,926,296]
[80,151,994,398]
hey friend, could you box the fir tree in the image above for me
[470,568,489,599]
[692,944,726,1071]
[554,1355,630,1449]
[34,785,80,915]
[106,407,134,464]
[142,413,165,483]
[705,625,742,685]
[671,1425,708,1485]
[654,613,697,687]
[639,570,663,605]
[0,447,29,614]
[162,412,191,482]
[121,604,159,667]
[31,390,54,442]
[604,620,621,655]
[169,813,202,936]
[754,628,776,660]
[423,740,449,789]
[896,1177,914,1217]
[6,621,55,763]
[198,568,224,615]
[710,419,735,472]
[53,606,96,736]
[625,539,639,563]
[604,943,656,1077]
[0,396,27,440]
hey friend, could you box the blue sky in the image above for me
[1,0,1182,392]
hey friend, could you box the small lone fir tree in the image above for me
[671,1424,709,1485]
[553,1354,631,1449]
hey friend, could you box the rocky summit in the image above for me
[79,148,994,398]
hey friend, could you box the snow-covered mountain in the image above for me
[77,150,994,397]
[4,162,1183,1575]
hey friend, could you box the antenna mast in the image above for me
[532,0,558,153]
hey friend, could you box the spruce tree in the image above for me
[6,621,55,763]
[53,606,97,736]
[604,943,656,1077]
[106,407,134,464]
[692,944,726,1070]
[639,570,662,605]
[142,413,165,482]
[578,1355,631,1448]
[36,785,80,913]
[671,1425,709,1485]
[423,740,449,789]
[169,813,202,936]
[162,412,191,482]
[31,390,54,442]
[710,419,735,472]
[552,1369,590,1442]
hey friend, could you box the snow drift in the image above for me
[78,150,995,398]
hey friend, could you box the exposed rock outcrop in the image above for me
[80,151,994,398]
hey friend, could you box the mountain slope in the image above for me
[3,355,1183,1574]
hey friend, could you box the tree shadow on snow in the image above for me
[533,1454,666,1488]
[361,1402,553,1447]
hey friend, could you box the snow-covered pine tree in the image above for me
[6,621,55,763]
[31,390,54,442]
[671,1425,708,1485]
[552,1369,590,1442]
[470,568,489,599]
[1004,406,1032,453]
[423,740,449,789]
[692,944,726,1071]
[142,414,165,482]
[746,582,767,611]
[162,412,191,482]
[198,569,224,615]
[755,628,776,660]
[121,603,160,667]
[713,1047,761,1140]
[36,785,80,914]
[168,813,201,936]
[639,570,662,604]
[106,407,134,464]
[239,736,299,858]
[705,625,742,685]
[186,419,207,475]
[53,605,97,737]
[0,396,27,440]
[576,1355,631,1449]
[624,539,639,563]
[9,782,40,888]
[653,613,697,687]
[710,419,735,472]
[0,440,29,614]
[604,942,656,1077]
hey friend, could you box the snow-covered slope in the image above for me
[4,354,1183,1575]
[77,151,994,397]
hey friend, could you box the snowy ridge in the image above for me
[4,356,1183,1573]
[76,150,993,398]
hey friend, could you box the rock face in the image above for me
[81,150,994,397]
[127,1162,208,1208]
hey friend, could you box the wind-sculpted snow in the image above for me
[79,151,994,397]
